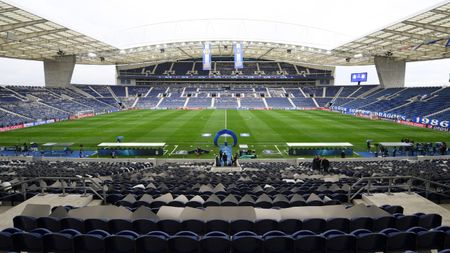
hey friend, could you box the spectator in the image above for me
[321,158,330,174]
[215,154,220,166]
[312,155,321,171]
[222,153,228,166]
[441,142,447,155]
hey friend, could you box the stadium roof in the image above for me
[0,0,449,67]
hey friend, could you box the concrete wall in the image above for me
[44,55,76,87]
[374,56,406,88]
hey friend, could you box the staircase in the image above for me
[311,97,320,108]
[131,97,139,108]
[425,107,450,118]
[0,107,32,120]
[262,98,269,109]
[287,97,296,109]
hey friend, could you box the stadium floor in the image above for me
[0,109,448,158]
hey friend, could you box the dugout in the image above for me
[287,142,354,156]
[97,142,165,157]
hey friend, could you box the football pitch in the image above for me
[0,109,448,158]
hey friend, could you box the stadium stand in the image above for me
[1,84,449,127]
[0,1,450,252]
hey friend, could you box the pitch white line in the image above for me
[274,145,283,155]
[169,145,178,156]
[224,110,228,142]
[225,109,227,129]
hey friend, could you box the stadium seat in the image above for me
[351,229,387,253]
[206,220,229,234]
[12,228,50,253]
[278,219,302,234]
[262,230,294,253]
[200,231,231,253]
[13,215,37,231]
[105,230,139,253]
[135,231,169,253]
[232,231,263,253]
[133,219,158,234]
[43,229,81,253]
[109,219,133,234]
[61,217,85,233]
[168,231,200,253]
[293,230,326,253]
[37,216,61,232]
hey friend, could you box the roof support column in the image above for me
[374,56,405,88]
[44,55,76,87]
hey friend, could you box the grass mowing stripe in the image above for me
[0,109,448,158]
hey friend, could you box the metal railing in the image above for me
[347,175,450,202]
[0,176,106,204]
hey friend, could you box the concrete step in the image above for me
[0,194,93,229]
[362,192,450,225]
[87,199,103,206]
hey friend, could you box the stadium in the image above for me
[0,0,449,252]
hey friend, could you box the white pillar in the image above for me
[44,55,76,87]
[374,56,406,88]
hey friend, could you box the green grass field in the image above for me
[0,109,448,158]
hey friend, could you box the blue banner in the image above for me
[446,38,450,48]
[234,43,244,69]
[202,42,211,70]
[351,72,367,82]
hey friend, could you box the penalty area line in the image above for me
[274,145,283,155]
[169,145,179,156]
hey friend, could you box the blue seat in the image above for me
[418,214,442,229]
[255,219,278,235]
[351,229,386,253]
[43,229,81,253]
[373,216,395,232]
[0,227,21,251]
[169,231,200,253]
[74,233,106,253]
[293,230,326,253]
[231,219,254,234]
[12,228,51,253]
[158,219,182,235]
[200,231,231,253]
[105,231,138,253]
[132,219,158,234]
[37,216,61,232]
[411,228,446,251]
[61,217,85,233]
[303,218,326,233]
[381,228,416,252]
[136,231,169,253]
[232,231,263,253]
[206,219,229,233]
[263,230,294,253]
[326,218,350,233]
[278,219,302,234]
[109,219,133,234]
[182,219,205,235]
[322,230,355,253]
[395,215,419,231]
[85,218,109,233]
[350,217,373,231]
[13,215,37,231]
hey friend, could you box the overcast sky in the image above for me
[1,0,449,86]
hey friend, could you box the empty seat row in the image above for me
[13,213,442,235]
[1,227,449,253]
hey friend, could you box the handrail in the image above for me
[347,175,450,202]
[0,176,105,203]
